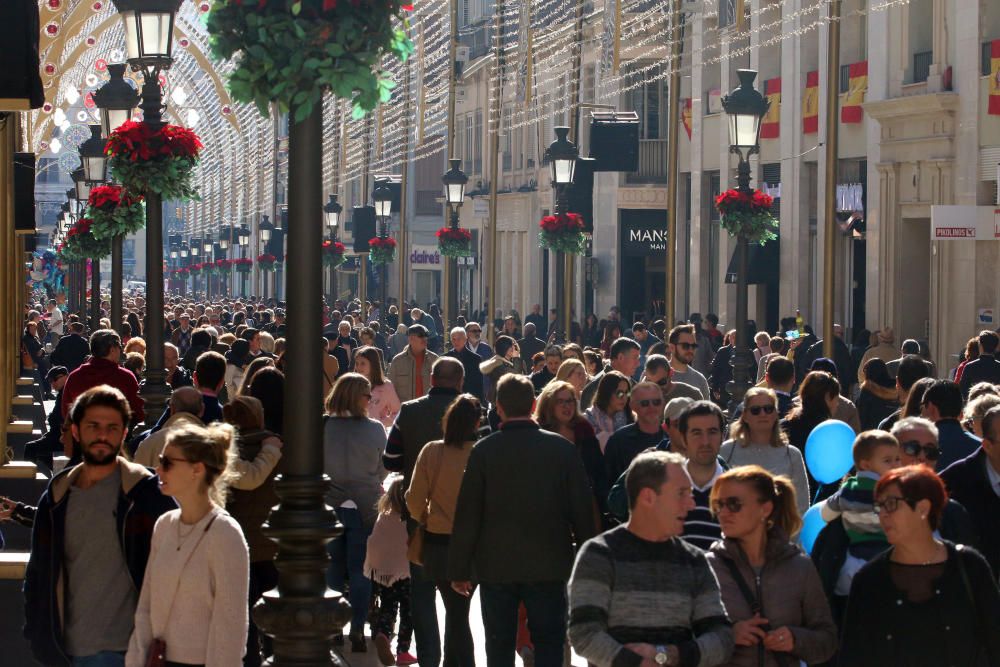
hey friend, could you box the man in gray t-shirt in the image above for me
[63,467,138,657]
[667,324,711,400]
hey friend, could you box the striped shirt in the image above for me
[683,462,723,551]
[568,526,734,667]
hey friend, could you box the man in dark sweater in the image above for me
[940,405,1000,575]
[604,382,666,484]
[449,374,595,667]
[49,322,90,372]
[444,327,484,402]
[921,380,981,471]
[959,330,1000,398]
[568,450,734,667]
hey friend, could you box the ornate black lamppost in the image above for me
[189,235,200,295]
[721,69,769,409]
[441,158,468,327]
[110,0,184,424]
[323,194,342,306]
[258,214,274,299]
[372,179,393,330]
[545,126,578,343]
[237,223,251,297]
[219,226,232,297]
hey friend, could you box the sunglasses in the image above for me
[747,405,776,416]
[676,342,699,350]
[711,496,744,515]
[656,378,670,387]
[901,441,940,461]
[615,390,631,399]
[158,455,189,472]
[636,398,664,408]
[873,495,915,515]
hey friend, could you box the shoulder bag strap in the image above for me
[419,447,445,525]
[155,514,218,638]
[720,557,791,667]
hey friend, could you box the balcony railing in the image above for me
[624,139,669,185]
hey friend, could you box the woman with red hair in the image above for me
[840,465,1000,666]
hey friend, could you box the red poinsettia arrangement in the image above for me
[257,253,279,272]
[714,188,778,244]
[106,120,203,200]
[322,239,347,268]
[233,258,253,273]
[214,258,234,275]
[368,236,396,265]
[85,184,145,240]
[435,226,472,258]
[538,212,586,255]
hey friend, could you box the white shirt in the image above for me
[986,456,1000,498]
[48,307,63,335]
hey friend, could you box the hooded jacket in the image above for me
[706,528,837,667]
[23,458,176,666]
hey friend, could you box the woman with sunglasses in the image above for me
[706,465,837,667]
[323,372,389,652]
[127,423,250,667]
[585,371,633,453]
[721,388,810,514]
[840,465,1000,666]
[535,381,609,530]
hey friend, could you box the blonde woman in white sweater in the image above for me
[126,423,250,667]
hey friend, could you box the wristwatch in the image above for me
[654,646,669,666]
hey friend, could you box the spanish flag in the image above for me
[682,98,692,139]
[803,70,819,134]
[760,78,780,139]
[841,61,867,124]
[989,40,1000,115]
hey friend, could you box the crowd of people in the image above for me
[6,290,1000,667]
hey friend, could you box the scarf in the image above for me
[363,509,411,586]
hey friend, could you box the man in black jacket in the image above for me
[23,385,175,666]
[517,322,546,362]
[383,357,465,667]
[959,330,1000,398]
[48,322,89,372]
[449,374,595,667]
[940,405,1000,575]
[445,327,484,401]
[23,366,68,472]
[921,380,982,471]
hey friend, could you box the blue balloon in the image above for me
[798,503,828,554]
[805,419,855,484]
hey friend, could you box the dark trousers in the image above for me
[245,560,279,667]
[23,432,61,473]
[409,562,441,667]
[326,507,373,634]
[436,581,475,667]
[372,579,413,650]
[479,581,567,667]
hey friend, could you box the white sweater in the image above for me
[126,507,250,667]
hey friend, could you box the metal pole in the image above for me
[90,259,101,332]
[399,51,412,318]
[487,0,505,346]
[822,0,841,358]
[111,235,123,333]
[448,207,460,327]
[727,156,754,410]
[253,104,350,664]
[443,0,460,328]
[563,0,585,341]
[664,0,682,327]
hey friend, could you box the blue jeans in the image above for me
[479,582,567,667]
[409,561,441,667]
[325,506,372,635]
[72,652,125,667]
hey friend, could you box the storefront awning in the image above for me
[725,238,780,285]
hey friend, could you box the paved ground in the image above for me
[341,589,586,667]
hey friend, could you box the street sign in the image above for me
[930,206,1000,240]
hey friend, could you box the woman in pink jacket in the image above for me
[354,346,402,429]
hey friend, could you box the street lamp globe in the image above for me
[372,179,393,221]
[71,167,92,201]
[93,64,140,138]
[169,245,178,259]
[189,237,200,256]
[259,214,274,243]
[238,224,251,247]
[546,127,578,186]
[323,194,342,232]
[78,125,109,184]
[219,228,230,251]
[722,69,769,154]
[180,242,188,258]
[203,237,213,254]
[111,0,184,72]
[442,158,468,207]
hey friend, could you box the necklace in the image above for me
[176,518,199,551]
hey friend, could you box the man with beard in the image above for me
[668,324,711,400]
[24,385,175,666]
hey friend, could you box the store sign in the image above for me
[411,245,443,267]
[621,218,668,256]
[930,206,1000,240]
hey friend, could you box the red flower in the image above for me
[369,237,396,249]
[539,212,585,233]
[435,226,472,242]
